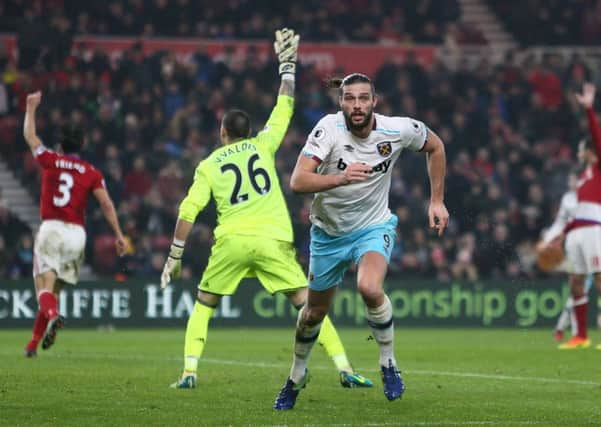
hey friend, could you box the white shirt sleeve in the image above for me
[399,117,428,151]
[33,144,49,157]
[542,192,574,243]
[301,118,332,163]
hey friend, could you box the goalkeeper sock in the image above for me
[317,315,352,372]
[183,301,215,374]
[366,295,396,367]
[290,307,321,384]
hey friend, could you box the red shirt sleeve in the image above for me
[91,168,106,191]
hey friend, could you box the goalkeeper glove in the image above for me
[160,241,184,289]
[274,27,300,77]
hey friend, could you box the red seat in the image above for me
[0,116,18,146]
[151,234,171,251]
[93,234,117,272]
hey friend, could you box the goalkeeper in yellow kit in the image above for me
[160,28,372,390]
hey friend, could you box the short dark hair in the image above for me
[326,73,376,96]
[59,124,84,154]
[222,110,251,140]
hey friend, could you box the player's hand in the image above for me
[535,240,547,253]
[160,257,181,289]
[115,234,127,257]
[274,27,299,77]
[575,83,596,108]
[160,242,184,289]
[26,91,42,110]
[338,162,372,185]
[428,201,449,236]
[536,237,565,272]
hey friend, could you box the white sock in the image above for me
[184,356,198,375]
[555,297,572,332]
[367,295,396,368]
[290,308,321,384]
[571,296,588,337]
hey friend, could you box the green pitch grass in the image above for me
[1,328,600,426]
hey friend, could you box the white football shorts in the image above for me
[33,219,86,285]
[565,225,601,275]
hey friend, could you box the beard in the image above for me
[343,109,373,132]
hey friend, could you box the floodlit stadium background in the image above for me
[1,1,601,327]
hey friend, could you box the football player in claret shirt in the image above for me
[558,83,601,350]
[536,172,594,342]
[23,91,126,357]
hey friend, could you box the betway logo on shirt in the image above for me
[336,158,391,173]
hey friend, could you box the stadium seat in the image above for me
[151,235,171,251]
[93,234,118,272]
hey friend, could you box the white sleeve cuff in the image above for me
[32,145,47,157]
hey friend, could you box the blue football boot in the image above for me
[381,359,405,401]
[170,373,197,389]
[273,370,309,410]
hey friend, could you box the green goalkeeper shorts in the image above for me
[198,234,307,295]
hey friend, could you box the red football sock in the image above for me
[572,298,588,339]
[38,291,59,320]
[27,310,49,350]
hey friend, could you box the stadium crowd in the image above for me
[0,4,597,283]
[0,0,484,50]
[489,0,601,46]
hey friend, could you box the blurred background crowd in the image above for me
[1,0,470,45]
[1,0,600,282]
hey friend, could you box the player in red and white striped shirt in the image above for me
[23,91,126,357]
[559,83,601,350]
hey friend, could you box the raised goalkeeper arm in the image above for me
[274,27,299,96]
[255,28,299,152]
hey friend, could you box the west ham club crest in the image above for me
[377,141,392,156]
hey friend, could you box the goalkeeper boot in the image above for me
[170,373,196,389]
[41,315,64,350]
[558,336,591,349]
[273,369,309,410]
[340,371,373,388]
[380,359,405,401]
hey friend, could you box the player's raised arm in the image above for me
[576,83,601,162]
[420,128,449,236]
[274,27,298,98]
[255,28,299,153]
[23,91,43,151]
